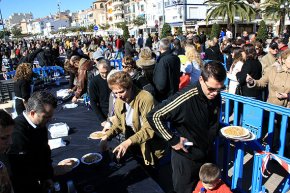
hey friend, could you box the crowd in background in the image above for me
[0,27,290,193]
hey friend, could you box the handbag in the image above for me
[235,84,243,95]
[179,73,191,90]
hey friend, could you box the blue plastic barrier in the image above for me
[219,92,290,193]
[5,66,65,79]
[110,59,122,70]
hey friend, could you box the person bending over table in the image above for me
[8,91,71,193]
[100,71,167,166]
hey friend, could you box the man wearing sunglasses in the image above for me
[147,61,226,193]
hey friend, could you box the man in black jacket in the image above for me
[88,59,111,125]
[153,38,181,102]
[147,61,226,193]
[8,91,57,193]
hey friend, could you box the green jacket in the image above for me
[106,87,166,165]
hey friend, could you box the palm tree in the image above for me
[260,0,289,35]
[204,0,256,31]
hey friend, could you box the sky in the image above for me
[0,0,95,20]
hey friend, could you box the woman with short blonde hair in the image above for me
[101,71,167,166]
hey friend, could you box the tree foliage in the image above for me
[133,16,146,27]
[260,0,289,35]
[205,0,256,29]
[210,23,221,39]
[161,23,172,39]
[117,22,130,41]
[0,30,11,39]
[11,26,22,38]
[99,23,110,30]
[88,24,95,32]
[256,20,268,42]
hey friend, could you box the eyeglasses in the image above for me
[122,65,131,69]
[203,80,225,92]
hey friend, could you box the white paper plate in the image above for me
[239,132,256,141]
[221,126,249,139]
[81,153,103,165]
[88,131,105,140]
[58,158,80,169]
[63,103,78,109]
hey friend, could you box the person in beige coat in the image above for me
[100,71,167,166]
[246,49,290,108]
[260,42,279,74]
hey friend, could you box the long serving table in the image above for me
[50,89,165,193]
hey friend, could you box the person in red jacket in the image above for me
[193,163,232,193]
[278,38,289,52]
[115,36,124,59]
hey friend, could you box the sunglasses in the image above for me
[204,80,225,92]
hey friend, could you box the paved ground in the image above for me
[221,144,289,193]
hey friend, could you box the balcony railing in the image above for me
[113,10,123,15]
[112,1,123,7]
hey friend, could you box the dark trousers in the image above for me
[171,150,204,193]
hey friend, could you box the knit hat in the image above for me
[136,47,156,68]
[92,50,104,61]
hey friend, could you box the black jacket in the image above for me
[14,79,31,114]
[147,82,221,161]
[153,50,181,102]
[124,41,136,57]
[204,45,223,63]
[88,74,111,122]
[236,59,262,98]
[8,114,53,193]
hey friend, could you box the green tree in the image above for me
[260,0,289,35]
[11,26,22,38]
[133,16,146,27]
[79,26,87,32]
[205,0,256,31]
[0,30,11,39]
[256,20,268,42]
[88,24,95,32]
[161,23,171,39]
[117,22,130,40]
[210,23,221,39]
[99,23,110,30]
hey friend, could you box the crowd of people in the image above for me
[0,27,290,193]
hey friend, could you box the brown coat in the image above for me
[250,64,290,108]
[106,88,166,165]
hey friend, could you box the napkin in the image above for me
[48,123,70,138]
[48,138,66,150]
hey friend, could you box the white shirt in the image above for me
[22,111,37,129]
[226,31,233,39]
[227,61,244,94]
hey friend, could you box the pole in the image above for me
[182,0,186,33]
[163,0,165,26]
[0,5,6,42]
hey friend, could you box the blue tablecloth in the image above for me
[50,89,165,193]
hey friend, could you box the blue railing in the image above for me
[218,92,290,193]
[5,66,65,79]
